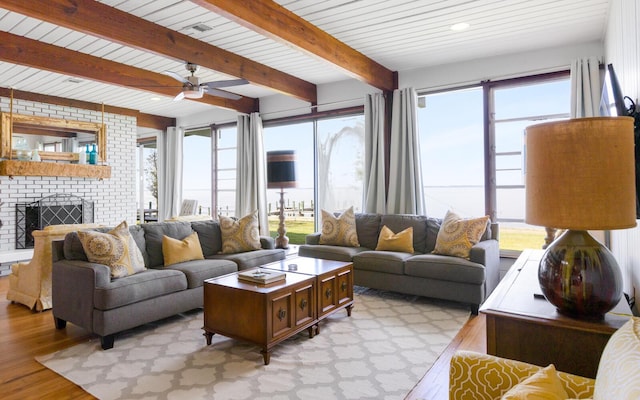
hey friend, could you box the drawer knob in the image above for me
[341,281,347,292]
[277,308,286,320]
[300,298,307,310]
[325,288,332,298]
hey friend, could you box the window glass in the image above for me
[317,115,365,213]
[137,143,158,222]
[493,78,570,252]
[264,122,315,244]
[215,127,236,217]
[183,130,212,216]
[417,88,485,218]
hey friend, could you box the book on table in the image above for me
[237,269,286,284]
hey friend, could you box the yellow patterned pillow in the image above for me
[375,225,414,253]
[432,210,489,259]
[219,210,261,254]
[78,221,146,278]
[319,206,360,247]
[593,317,640,400]
[502,364,568,400]
[162,232,205,266]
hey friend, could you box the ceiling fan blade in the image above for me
[163,70,189,84]
[203,79,249,89]
[204,88,242,100]
[173,91,185,101]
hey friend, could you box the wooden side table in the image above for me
[480,249,633,378]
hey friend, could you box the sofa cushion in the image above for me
[319,207,360,247]
[207,248,285,270]
[432,210,489,259]
[164,258,237,288]
[142,221,193,268]
[425,218,442,253]
[355,213,382,249]
[219,210,261,254]
[78,221,146,278]
[593,317,640,400]
[162,232,205,266]
[502,364,568,400]
[94,268,187,310]
[380,214,428,253]
[191,220,223,256]
[404,254,485,284]
[352,251,411,275]
[298,244,367,262]
[375,226,414,253]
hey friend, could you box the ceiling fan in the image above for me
[163,62,249,101]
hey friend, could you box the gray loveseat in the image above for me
[298,213,499,314]
[52,220,285,349]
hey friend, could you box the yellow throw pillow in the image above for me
[162,232,205,266]
[375,225,414,253]
[501,364,568,400]
[78,221,146,278]
[219,210,261,254]
[432,210,489,259]
[319,206,360,247]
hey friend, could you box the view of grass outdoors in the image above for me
[137,75,571,255]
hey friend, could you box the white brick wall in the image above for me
[0,97,138,251]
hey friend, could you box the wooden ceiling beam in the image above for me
[192,0,398,92]
[1,0,317,104]
[0,31,258,114]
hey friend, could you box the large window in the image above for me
[213,127,237,217]
[183,128,212,216]
[136,141,158,222]
[418,88,485,218]
[417,73,570,254]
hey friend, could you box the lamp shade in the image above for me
[525,117,637,230]
[266,150,296,189]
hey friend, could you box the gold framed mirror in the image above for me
[0,112,106,162]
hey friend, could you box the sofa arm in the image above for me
[305,232,321,245]
[470,239,500,298]
[52,259,111,333]
[450,351,595,400]
[260,235,275,249]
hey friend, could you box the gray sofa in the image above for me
[51,220,285,349]
[298,213,500,314]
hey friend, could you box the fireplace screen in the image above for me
[15,194,94,249]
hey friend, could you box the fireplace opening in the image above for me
[15,194,94,249]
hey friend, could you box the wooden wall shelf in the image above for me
[0,160,111,179]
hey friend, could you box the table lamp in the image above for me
[266,150,296,249]
[525,117,637,319]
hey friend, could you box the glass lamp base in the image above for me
[538,229,623,319]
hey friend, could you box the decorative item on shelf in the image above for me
[525,117,637,319]
[266,150,296,249]
[31,148,41,162]
[89,144,97,165]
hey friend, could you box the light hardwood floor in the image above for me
[0,276,486,400]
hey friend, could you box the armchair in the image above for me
[450,317,640,399]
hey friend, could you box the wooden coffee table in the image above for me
[203,257,354,365]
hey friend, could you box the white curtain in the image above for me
[363,92,387,213]
[157,126,183,221]
[387,87,426,215]
[570,56,602,117]
[236,112,269,235]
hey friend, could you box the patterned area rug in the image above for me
[37,288,469,400]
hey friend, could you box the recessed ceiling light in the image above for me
[450,22,470,31]
[150,97,162,101]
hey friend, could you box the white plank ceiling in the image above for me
[0,0,611,119]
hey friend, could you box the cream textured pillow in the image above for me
[219,210,261,254]
[501,364,568,400]
[319,206,360,247]
[375,225,414,253]
[78,221,146,278]
[162,232,205,266]
[432,210,489,259]
[593,317,640,400]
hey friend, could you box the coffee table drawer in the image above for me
[271,282,315,339]
[318,265,353,319]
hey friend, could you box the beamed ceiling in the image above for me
[0,0,611,125]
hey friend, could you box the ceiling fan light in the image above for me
[182,88,204,99]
